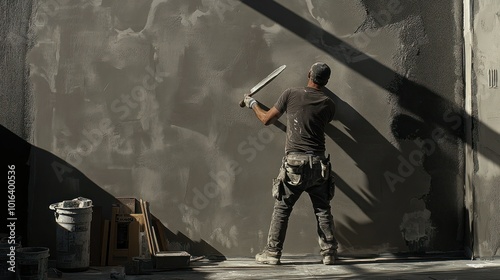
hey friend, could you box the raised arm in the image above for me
[244,95,282,126]
[252,104,281,126]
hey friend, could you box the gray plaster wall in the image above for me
[0,0,36,247]
[469,0,500,259]
[13,0,466,257]
[0,0,34,139]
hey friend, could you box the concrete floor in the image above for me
[47,255,500,280]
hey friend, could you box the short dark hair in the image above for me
[309,62,331,86]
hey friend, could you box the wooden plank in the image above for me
[153,218,168,251]
[151,225,160,254]
[130,214,145,229]
[140,199,154,255]
[107,206,119,265]
[143,200,157,255]
[107,207,118,265]
[128,220,141,260]
[100,220,110,266]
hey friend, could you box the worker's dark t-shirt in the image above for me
[274,87,335,154]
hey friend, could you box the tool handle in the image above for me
[239,92,254,108]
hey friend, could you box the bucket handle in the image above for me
[50,203,60,219]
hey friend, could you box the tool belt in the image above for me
[286,151,325,169]
[273,152,335,201]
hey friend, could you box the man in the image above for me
[244,62,338,265]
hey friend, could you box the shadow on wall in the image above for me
[323,88,404,250]
[241,0,467,253]
[0,124,225,260]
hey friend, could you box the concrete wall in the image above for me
[0,0,33,139]
[467,0,500,259]
[4,0,467,257]
[0,0,34,247]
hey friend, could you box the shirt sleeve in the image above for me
[274,89,290,114]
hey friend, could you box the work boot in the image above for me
[255,250,281,265]
[322,254,336,265]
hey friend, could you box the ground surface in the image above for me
[45,255,500,280]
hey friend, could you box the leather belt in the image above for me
[287,151,325,157]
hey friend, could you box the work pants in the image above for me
[265,153,338,257]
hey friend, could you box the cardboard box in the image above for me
[117,197,139,214]
[153,251,190,269]
[107,207,143,265]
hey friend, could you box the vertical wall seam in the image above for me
[463,0,475,260]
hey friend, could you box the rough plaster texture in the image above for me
[470,0,500,258]
[3,0,466,257]
[0,0,34,139]
[0,0,35,248]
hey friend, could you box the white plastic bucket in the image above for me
[49,197,93,272]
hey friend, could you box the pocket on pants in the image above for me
[272,166,286,200]
[285,159,306,186]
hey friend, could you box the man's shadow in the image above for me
[323,88,426,250]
